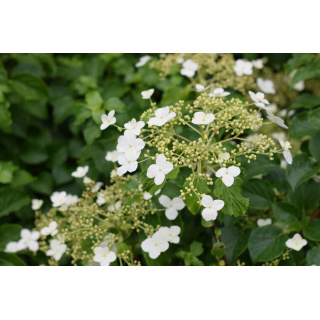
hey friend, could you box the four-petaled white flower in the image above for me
[41,221,58,236]
[180,59,198,77]
[141,231,169,259]
[257,218,272,227]
[234,59,253,76]
[46,239,67,261]
[215,166,241,187]
[266,110,288,129]
[192,112,215,125]
[18,229,40,252]
[31,199,43,210]
[93,246,117,266]
[195,84,209,92]
[50,191,67,207]
[100,110,116,130]
[124,118,145,136]
[257,78,275,94]
[117,131,145,159]
[201,195,224,221]
[218,152,230,163]
[71,165,89,178]
[141,88,154,99]
[59,194,79,212]
[135,55,151,68]
[249,91,270,109]
[209,88,230,98]
[148,106,176,127]
[252,59,263,69]
[279,139,293,165]
[286,234,307,251]
[159,195,185,220]
[105,150,118,163]
[147,154,173,185]
[117,152,139,176]
[159,226,181,243]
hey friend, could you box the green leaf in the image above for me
[0,100,12,133]
[214,178,249,217]
[0,188,30,218]
[104,97,126,113]
[290,111,318,139]
[0,253,26,266]
[286,153,320,190]
[85,91,103,110]
[190,241,203,257]
[211,242,226,259]
[309,132,320,161]
[183,177,210,215]
[0,224,23,251]
[201,216,214,227]
[242,179,275,210]
[21,100,48,120]
[83,122,101,145]
[10,170,36,188]
[11,73,49,100]
[303,219,320,241]
[272,202,301,232]
[0,161,18,184]
[309,107,320,129]
[20,141,48,165]
[248,225,288,263]
[286,53,314,73]
[291,94,320,110]
[291,58,320,86]
[30,171,54,195]
[306,247,320,266]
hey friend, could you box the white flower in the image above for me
[50,191,67,207]
[159,195,185,220]
[215,166,241,187]
[91,181,103,192]
[96,192,108,206]
[46,239,67,261]
[257,78,275,94]
[245,134,260,148]
[279,139,293,165]
[147,154,173,185]
[268,104,278,113]
[266,110,288,129]
[41,221,58,236]
[148,106,176,127]
[93,246,117,266]
[201,195,224,221]
[159,226,181,243]
[209,88,230,98]
[294,81,305,91]
[105,150,118,162]
[195,84,209,92]
[141,231,169,259]
[5,241,23,253]
[116,131,145,159]
[83,176,93,184]
[18,229,40,252]
[117,152,139,176]
[71,166,89,178]
[257,218,272,227]
[218,152,230,163]
[249,91,270,109]
[59,194,79,211]
[272,132,286,142]
[31,199,43,210]
[286,234,307,251]
[100,110,116,130]
[135,55,151,68]
[234,59,253,76]
[110,169,117,178]
[180,59,198,77]
[141,88,154,99]
[252,59,263,69]
[108,200,121,212]
[124,118,145,136]
[138,184,161,200]
[192,112,215,125]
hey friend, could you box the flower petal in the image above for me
[222,174,234,187]
[159,195,171,208]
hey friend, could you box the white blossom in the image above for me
[147,154,173,185]
[108,200,121,213]
[257,218,272,227]
[148,106,176,127]
[83,176,93,184]
[215,166,241,187]
[124,118,145,135]
[93,246,117,266]
[249,91,270,109]
[159,195,185,220]
[46,239,67,261]
[257,78,275,94]
[59,195,79,212]
[116,131,145,159]
[209,88,230,98]
[138,184,161,200]
[279,139,293,165]
[252,59,263,69]
[41,221,58,236]
[195,84,209,92]
[96,192,108,206]
[50,191,67,207]
[5,241,22,253]
[192,112,215,125]
[286,234,307,251]
[272,132,286,142]
[141,231,169,259]
[91,181,103,192]
[293,81,305,91]
[234,59,253,76]
[100,110,116,130]
[268,104,278,113]
[180,59,198,77]
[71,165,89,178]
[18,229,40,252]
[218,152,230,163]
[201,195,224,221]
[266,110,288,129]
[105,150,118,162]
[159,226,181,243]
[117,152,139,176]
[141,88,154,99]
[31,199,43,210]
[135,55,151,68]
